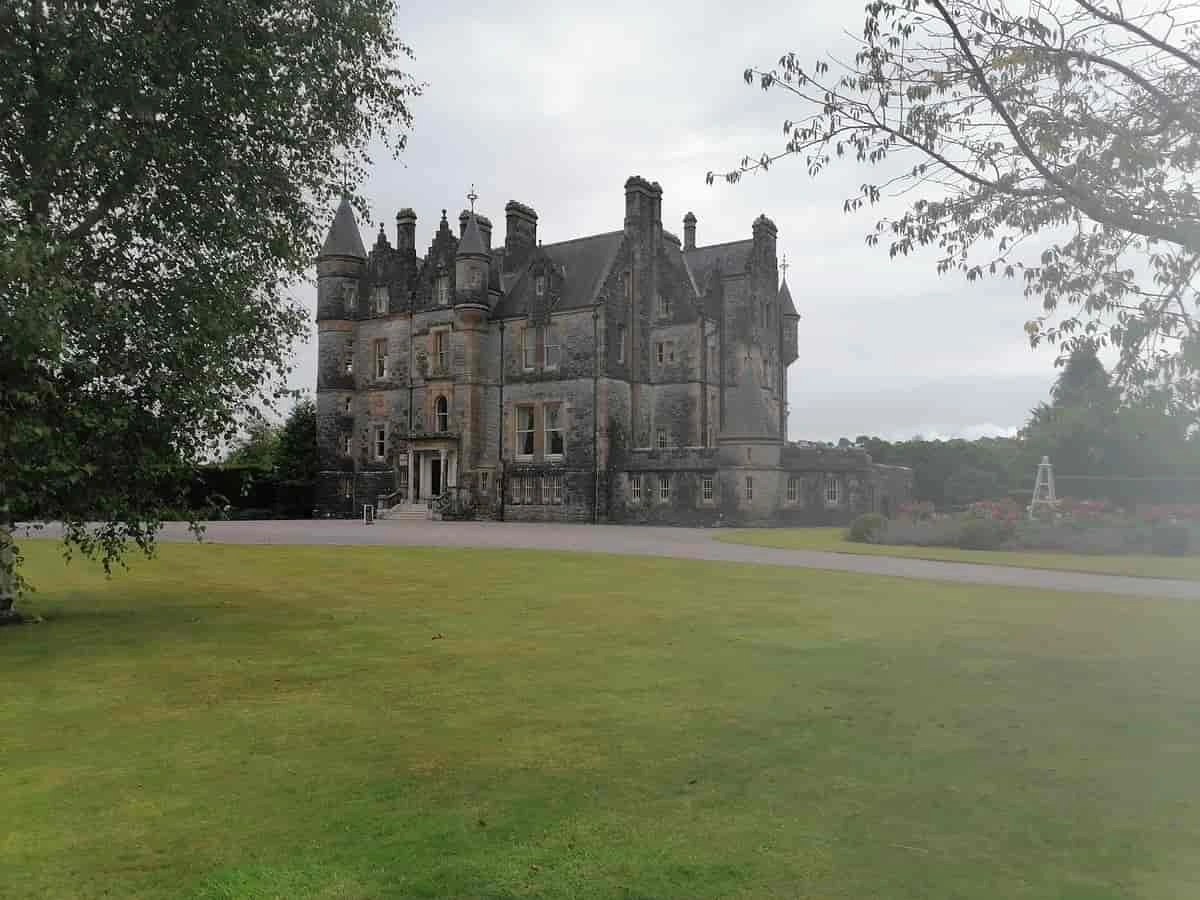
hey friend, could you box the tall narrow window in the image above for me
[745,476,753,501]
[511,475,522,504]
[657,294,671,318]
[524,476,535,504]
[372,286,388,315]
[374,339,388,379]
[623,271,631,301]
[344,397,352,414]
[551,474,563,504]
[656,429,667,450]
[343,433,353,456]
[521,327,537,370]
[480,471,490,492]
[470,267,483,289]
[656,342,665,365]
[659,474,670,501]
[617,324,626,364]
[630,474,642,501]
[543,325,560,369]
[544,404,564,457]
[541,475,552,504]
[340,476,352,499]
[374,427,386,461]
[436,274,450,305]
[787,476,799,503]
[516,406,535,457]
[535,274,546,296]
[344,340,354,376]
[434,331,447,371]
[435,395,449,432]
[702,476,714,501]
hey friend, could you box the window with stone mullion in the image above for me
[516,406,535,457]
[544,404,564,458]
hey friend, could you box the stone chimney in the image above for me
[683,211,696,250]
[477,214,492,251]
[624,175,654,239]
[504,201,537,271]
[395,208,417,252]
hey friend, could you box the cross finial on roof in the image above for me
[467,183,478,213]
[780,253,789,280]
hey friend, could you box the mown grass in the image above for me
[718,526,1200,580]
[3,540,1200,899]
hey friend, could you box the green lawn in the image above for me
[4,542,1200,899]
[718,526,1200,580]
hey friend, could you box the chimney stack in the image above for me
[396,208,417,252]
[683,211,697,251]
[503,201,537,271]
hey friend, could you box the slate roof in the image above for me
[684,238,753,290]
[492,230,624,318]
[779,276,798,318]
[320,195,367,259]
[720,358,775,439]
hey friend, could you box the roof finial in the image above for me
[467,183,478,213]
[780,253,789,281]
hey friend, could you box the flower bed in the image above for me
[849,499,1199,557]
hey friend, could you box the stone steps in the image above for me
[383,504,430,521]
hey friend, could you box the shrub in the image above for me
[956,518,1015,550]
[847,513,887,544]
[1151,523,1190,557]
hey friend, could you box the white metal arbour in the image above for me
[1029,455,1057,519]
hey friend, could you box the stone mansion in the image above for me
[315,176,911,523]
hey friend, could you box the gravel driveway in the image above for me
[21,519,1197,600]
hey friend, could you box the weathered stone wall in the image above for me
[313,180,913,524]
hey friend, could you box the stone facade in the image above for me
[315,177,912,524]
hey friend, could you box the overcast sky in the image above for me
[289,0,1062,442]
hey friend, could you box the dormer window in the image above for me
[436,274,450,305]
[372,286,388,315]
[535,274,546,296]
[657,294,671,319]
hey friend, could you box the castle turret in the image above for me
[455,211,490,305]
[316,195,366,513]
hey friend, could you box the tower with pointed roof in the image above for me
[311,177,911,523]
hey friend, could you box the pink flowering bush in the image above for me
[883,496,1198,556]
[969,499,1022,523]
[896,501,936,522]
[1137,504,1200,524]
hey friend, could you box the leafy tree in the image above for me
[275,399,319,484]
[716,0,1200,419]
[1017,347,1198,498]
[225,421,283,470]
[0,1,419,619]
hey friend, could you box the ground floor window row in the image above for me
[508,473,566,505]
[625,473,846,506]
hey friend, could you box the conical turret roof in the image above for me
[457,211,488,258]
[320,195,366,259]
[779,275,798,318]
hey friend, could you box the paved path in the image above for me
[22,519,1197,600]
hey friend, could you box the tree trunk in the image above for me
[0,523,20,623]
